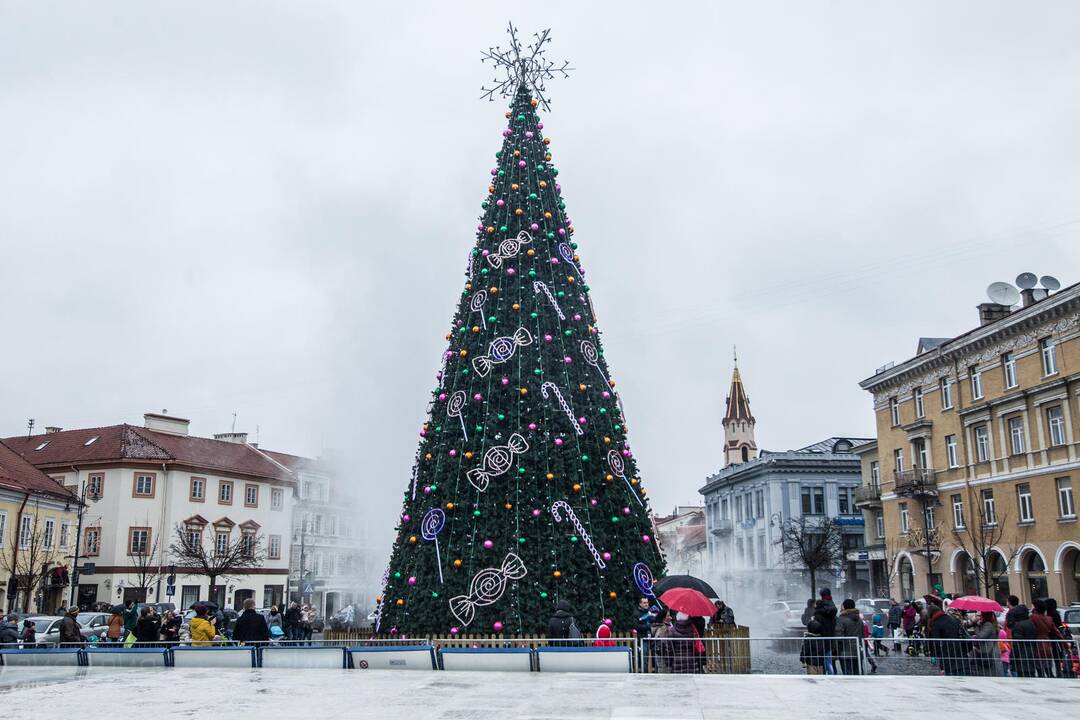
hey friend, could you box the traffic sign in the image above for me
[165,585,176,596]
[302,582,314,595]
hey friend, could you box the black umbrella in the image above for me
[653,575,720,600]
[189,601,219,611]
[110,604,126,614]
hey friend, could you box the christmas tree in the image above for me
[379,27,665,636]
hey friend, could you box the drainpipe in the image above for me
[7,493,30,614]
[68,465,81,608]
[155,462,169,603]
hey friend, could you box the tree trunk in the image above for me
[809,569,817,599]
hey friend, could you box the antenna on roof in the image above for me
[27,418,34,437]
[256,424,260,445]
[987,281,1020,306]
[231,412,237,433]
[1015,272,1038,290]
[1040,275,1061,291]
[733,344,738,367]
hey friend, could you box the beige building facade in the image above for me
[859,281,1080,604]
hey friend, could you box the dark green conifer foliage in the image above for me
[380,85,665,636]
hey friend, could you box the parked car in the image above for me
[1062,606,1080,638]
[23,616,69,646]
[855,598,891,619]
[763,601,806,635]
[78,612,111,640]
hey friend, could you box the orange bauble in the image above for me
[553,570,562,578]
[572,483,582,492]
[546,472,555,481]
[453,559,462,568]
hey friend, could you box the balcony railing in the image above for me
[710,518,733,536]
[894,468,937,497]
[854,484,882,507]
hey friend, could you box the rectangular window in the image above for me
[59,521,69,549]
[133,472,155,497]
[19,515,32,548]
[190,477,205,502]
[128,527,151,555]
[1048,406,1066,447]
[875,511,885,539]
[215,531,229,555]
[735,496,744,522]
[940,377,954,410]
[1017,483,1034,523]
[754,490,764,519]
[894,448,904,473]
[1002,352,1017,389]
[0,512,6,548]
[219,480,234,505]
[268,534,282,559]
[271,488,284,511]
[899,502,910,533]
[241,533,256,558]
[970,366,983,400]
[181,585,200,610]
[924,505,936,530]
[975,425,990,462]
[1008,416,1026,455]
[84,527,100,556]
[1058,478,1075,518]
[945,435,958,468]
[800,487,825,515]
[982,489,997,526]
[186,528,202,549]
[43,518,54,549]
[952,494,965,529]
[870,461,880,488]
[890,397,900,426]
[914,387,925,418]
[1041,337,1057,375]
[757,534,766,568]
[838,487,853,515]
[87,473,104,499]
[245,484,259,508]
[913,438,929,468]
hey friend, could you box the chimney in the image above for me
[44,426,63,434]
[977,303,1011,327]
[214,432,249,445]
[144,412,190,436]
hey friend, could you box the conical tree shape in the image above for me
[379,85,665,636]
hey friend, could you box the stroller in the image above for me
[906,624,927,656]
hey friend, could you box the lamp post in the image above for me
[294,518,308,604]
[68,478,88,608]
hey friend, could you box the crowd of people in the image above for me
[799,588,1078,677]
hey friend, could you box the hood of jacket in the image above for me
[840,607,860,619]
[1010,605,1030,621]
[553,600,573,616]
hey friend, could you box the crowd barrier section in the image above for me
[85,648,168,668]
[0,648,82,667]
[260,646,348,669]
[170,646,256,668]
[440,647,533,672]
[347,645,437,670]
[535,646,633,673]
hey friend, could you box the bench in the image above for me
[0,649,82,667]
[85,648,168,667]
[535,646,632,673]
[440,647,533,672]
[347,645,436,670]
[259,646,347,669]
[170,646,256,668]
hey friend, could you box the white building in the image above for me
[4,413,297,610]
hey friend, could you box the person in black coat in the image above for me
[232,599,271,645]
[813,589,839,674]
[927,607,968,676]
[1009,605,1037,677]
[284,602,302,642]
[135,607,160,646]
[546,600,582,646]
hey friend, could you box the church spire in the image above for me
[724,350,757,466]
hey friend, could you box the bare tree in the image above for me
[776,516,845,598]
[951,492,1028,600]
[126,532,162,600]
[168,523,265,603]
[0,512,53,613]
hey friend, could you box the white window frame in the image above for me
[1008,416,1026,455]
[1017,484,1034,523]
[1057,477,1075,519]
[1002,352,1017,389]
[1041,337,1057,376]
[945,435,958,468]
[924,505,936,530]
[975,425,990,462]
[875,512,885,539]
[870,461,880,488]
[894,448,904,473]
[1048,406,1066,447]
[43,518,54,549]
[952,494,965,529]
[890,397,900,426]
[982,490,997,526]
[0,511,6,548]
[268,534,282,559]
[914,387,925,418]
[19,515,33,549]
[913,438,929,469]
[970,366,983,400]
[899,502,910,533]
[59,521,69,549]
[940,377,954,410]
[271,488,284,511]
[215,531,229,555]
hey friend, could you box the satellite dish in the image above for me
[1016,273,1038,289]
[987,282,1020,306]
[1032,289,1048,301]
[1040,275,1061,291]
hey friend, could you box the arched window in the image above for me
[741,447,749,463]
[899,557,914,600]
[1024,551,1047,601]
[987,552,1010,604]
[956,552,977,596]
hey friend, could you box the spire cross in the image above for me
[480,22,573,112]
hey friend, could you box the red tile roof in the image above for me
[2,425,295,484]
[0,439,79,502]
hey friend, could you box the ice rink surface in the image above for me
[1,667,1076,719]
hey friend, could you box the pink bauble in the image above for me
[543,334,553,342]
[642,535,651,543]
[491,167,499,174]
[390,627,398,635]
[558,228,566,236]
[554,438,564,447]
[402,514,411,523]
[563,356,572,364]
[530,223,539,231]
[537,122,544,129]
[550,257,560,264]
[477,223,484,231]
[483,539,494,549]
[532,509,541,517]
[450,626,460,635]
[493,621,504,632]
[517,160,526,168]
[602,391,611,399]
[602,552,612,562]
[423,486,432,495]
[622,449,631,457]
[482,249,490,256]
[502,129,511,137]
[474,393,483,401]
[496,199,505,207]
[590,498,598,506]
[528,422,538,430]
[604,618,613,626]
[407,576,417,586]
[448,449,457,457]
[501,377,510,385]
[507,267,516,276]
[623,507,631,515]
[573,313,582,321]
[525,131,534,139]
[438,393,447,401]
[578,417,586,425]
[419,430,427,438]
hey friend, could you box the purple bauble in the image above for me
[537,122,544,129]
[493,621,504,632]
[402,514,411,523]
[530,223,539,231]
[528,422,538,430]
[483,539,494,549]
[501,377,510,386]
[517,160,526,168]
[438,393,447,401]
[506,267,516,276]
[496,198,505,207]
[448,449,457,458]
[642,534,651,543]
[407,576,417,586]
[602,552,612,562]
[450,626,460,635]
[554,438,564,447]
[525,131,534,139]
[474,393,483,401]
[532,509,541,517]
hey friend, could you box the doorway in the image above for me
[234,588,254,610]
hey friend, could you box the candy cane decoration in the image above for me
[532,281,565,320]
[608,449,643,507]
[550,500,606,569]
[422,508,446,584]
[558,242,582,279]
[541,381,583,436]
[446,390,468,442]
[470,290,488,330]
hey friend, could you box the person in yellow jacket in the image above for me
[189,606,217,646]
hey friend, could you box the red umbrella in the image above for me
[948,595,1003,612]
[659,588,716,617]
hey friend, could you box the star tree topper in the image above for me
[480,22,573,112]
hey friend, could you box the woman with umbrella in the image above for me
[657,588,715,674]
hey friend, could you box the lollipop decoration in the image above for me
[608,448,643,507]
[486,231,532,269]
[422,508,447,584]
[473,327,533,377]
[469,290,489,330]
[447,390,469,442]
[466,433,530,492]
[449,552,528,626]
[632,562,655,597]
[541,381,582,436]
[558,242,582,279]
[551,500,606,569]
[580,340,610,386]
[532,280,565,320]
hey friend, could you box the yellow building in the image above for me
[859,280,1080,604]
[1,438,82,613]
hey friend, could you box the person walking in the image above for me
[58,607,85,647]
[870,611,889,656]
[0,615,20,646]
[189,606,217,647]
[135,606,160,646]
[835,599,863,675]
[927,604,967,676]
[106,608,124,643]
[546,599,583,646]
[232,598,271,645]
[121,600,139,641]
[284,602,302,643]
[800,619,828,675]
[662,612,703,673]
[887,599,903,652]
[972,611,1002,676]
[813,589,838,674]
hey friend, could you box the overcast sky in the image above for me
[2,2,1079,552]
